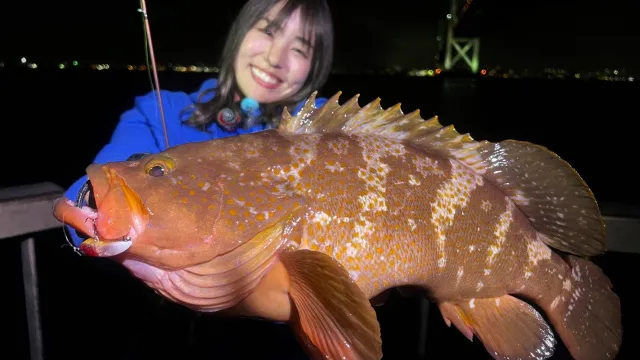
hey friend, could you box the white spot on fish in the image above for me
[413,157,444,177]
[355,136,405,213]
[456,266,464,285]
[527,233,553,266]
[469,298,475,309]
[510,189,530,206]
[311,211,332,227]
[349,215,374,256]
[550,295,561,310]
[263,134,321,196]
[522,232,553,279]
[201,181,211,191]
[476,281,484,291]
[408,219,417,231]
[481,200,491,212]
[495,298,501,306]
[408,174,421,186]
[325,161,345,173]
[327,138,349,155]
[486,198,515,267]
[431,160,483,268]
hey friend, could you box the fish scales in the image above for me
[241,130,563,304]
[53,91,622,360]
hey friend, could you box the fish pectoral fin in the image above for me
[439,295,556,360]
[280,250,382,360]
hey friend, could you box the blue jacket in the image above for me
[64,78,327,247]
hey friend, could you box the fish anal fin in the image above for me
[280,249,382,360]
[281,92,605,256]
[439,296,556,360]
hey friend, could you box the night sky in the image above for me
[1,0,638,73]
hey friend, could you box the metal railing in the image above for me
[1,182,63,360]
[2,182,638,360]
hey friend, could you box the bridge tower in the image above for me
[442,0,480,73]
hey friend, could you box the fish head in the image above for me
[56,134,304,271]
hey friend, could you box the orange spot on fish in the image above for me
[229,209,237,216]
[188,190,195,196]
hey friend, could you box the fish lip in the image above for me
[82,193,146,257]
[85,164,150,242]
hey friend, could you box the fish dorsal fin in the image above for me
[279,92,606,256]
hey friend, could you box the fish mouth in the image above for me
[53,164,149,257]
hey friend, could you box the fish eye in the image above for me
[143,155,176,177]
[148,165,165,177]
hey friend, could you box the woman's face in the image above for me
[234,2,314,104]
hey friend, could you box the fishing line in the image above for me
[138,0,170,149]
[60,3,169,257]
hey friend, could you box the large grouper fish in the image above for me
[53,91,622,360]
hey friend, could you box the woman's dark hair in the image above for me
[183,0,334,130]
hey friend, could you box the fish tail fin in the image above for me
[543,255,622,360]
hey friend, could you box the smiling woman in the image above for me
[60,0,335,250]
[184,0,335,130]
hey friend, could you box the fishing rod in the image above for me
[138,0,170,149]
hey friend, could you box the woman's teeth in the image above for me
[251,66,279,84]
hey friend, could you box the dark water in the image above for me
[2,69,638,359]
